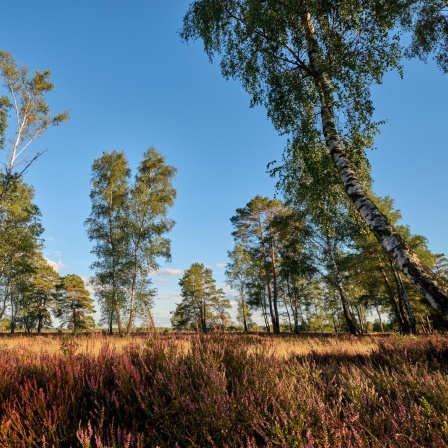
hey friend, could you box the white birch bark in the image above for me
[303,13,448,319]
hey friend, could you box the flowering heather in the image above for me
[0,333,447,447]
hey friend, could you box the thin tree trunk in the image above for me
[303,13,448,321]
[201,297,207,332]
[241,293,248,333]
[261,289,271,332]
[108,308,114,334]
[269,226,280,334]
[377,256,408,333]
[375,305,384,332]
[258,220,277,333]
[283,295,293,332]
[326,236,357,335]
[286,280,300,333]
[293,307,300,333]
[126,246,140,336]
[361,305,368,333]
[0,296,7,320]
[292,288,300,333]
[10,292,16,335]
[390,259,417,334]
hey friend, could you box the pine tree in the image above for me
[56,274,95,333]
[172,263,228,332]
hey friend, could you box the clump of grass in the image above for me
[0,333,447,447]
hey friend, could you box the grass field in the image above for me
[0,332,447,447]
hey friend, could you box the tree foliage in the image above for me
[182,0,448,318]
[0,179,44,333]
[86,148,176,335]
[172,263,229,332]
[0,50,69,203]
[56,274,95,333]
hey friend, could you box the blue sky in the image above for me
[1,2,447,327]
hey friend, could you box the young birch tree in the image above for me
[0,50,69,204]
[181,0,448,320]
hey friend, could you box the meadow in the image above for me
[0,332,447,447]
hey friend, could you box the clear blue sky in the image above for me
[1,2,447,326]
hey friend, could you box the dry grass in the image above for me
[0,331,447,447]
[262,334,379,358]
[0,331,381,359]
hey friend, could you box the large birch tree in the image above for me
[124,148,176,334]
[86,151,130,334]
[86,149,176,335]
[181,0,448,319]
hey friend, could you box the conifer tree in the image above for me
[56,274,95,333]
[172,263,228,332]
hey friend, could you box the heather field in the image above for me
[0,333,447,447]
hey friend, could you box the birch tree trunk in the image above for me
[125,255,139,336]
[241,294,248,333]
[303,14,448,320]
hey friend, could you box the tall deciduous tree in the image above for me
[0,50,69,204]
[172,263,228,332]
[86,151,130,335]
[86,149,176,335]
[125,148,176,335]
[182,0,448,319]
[0,179,43,333]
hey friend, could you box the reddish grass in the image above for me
[0,333,447,447]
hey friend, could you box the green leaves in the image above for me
[0,50,70,176]
[56,274,95,332]
[182,0,399,146]
[86,148,176,334]
[173,263,228,332]
[405,0,448,72]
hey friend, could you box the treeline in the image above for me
[0,51,178,335]
[0,177,95,333]
[225,195,448,335]
[169,192,448,335]
[0,52,94,333]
